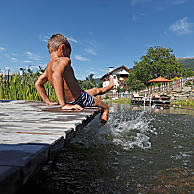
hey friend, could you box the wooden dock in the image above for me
[0,100,100,194]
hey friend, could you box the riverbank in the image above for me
[103,98,131,104]
[171,100,194,110]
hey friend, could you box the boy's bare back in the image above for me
[46,56,82,103]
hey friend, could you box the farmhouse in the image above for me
[101,65,130,88]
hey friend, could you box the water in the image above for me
[19,104,194,193]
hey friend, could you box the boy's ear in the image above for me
[59,44,65,51]
[58,44,65,55]
[61,44,65,50]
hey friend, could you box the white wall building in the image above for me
[101,65,130,89]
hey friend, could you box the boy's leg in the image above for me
[86,75,114,96]
[93,96,109,124]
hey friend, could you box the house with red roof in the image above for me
[101,65,130,89]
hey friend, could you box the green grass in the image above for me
[171,100,194,109]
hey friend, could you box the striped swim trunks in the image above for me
[67,90,94,108]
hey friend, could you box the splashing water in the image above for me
[85,110,157,150]
[109,110,157,150]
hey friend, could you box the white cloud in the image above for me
[84,48,96,55]
[26,51,42,61]
[171,0,188,5]
[5,66,10,70]
[0,47,5,51]
[131,0,188,6]
[24,60,32,63]
[131,0,152,6]
[26,51,33,55]
[132,12,145,21]
[11,57,17,61]
[74,55,89,61]
[28,65,40,72]
[40,34,49,43]
[66,36,78,43]
[40,34,78,44]
[4,54,17,61]
[170,17,193,34]
[83,68,107,79]
[85,39,98,48]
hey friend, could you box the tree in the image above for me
[133,46,185,86]
[182,67,194,77]
[27,67,33,75]
[79,73,96,90]
[124,71,145,91]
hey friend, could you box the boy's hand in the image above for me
[47,102,59,106]
[62,104,83,111]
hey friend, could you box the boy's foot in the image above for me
[109,75,114,89]
[101,111,108,124]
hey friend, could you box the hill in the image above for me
[176,57,194,70]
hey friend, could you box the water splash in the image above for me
[92,109,156,150]
[110,110,155,150]
[84,110,157,150]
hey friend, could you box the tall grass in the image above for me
[0,73,58,102]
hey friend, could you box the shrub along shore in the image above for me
[171,100,194,109]
[0,73,58,102]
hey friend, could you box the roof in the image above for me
[101,65,130,80]
[148,77,172,83]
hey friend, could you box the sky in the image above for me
[0,0,194,79]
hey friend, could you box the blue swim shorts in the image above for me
[67,90,94,108]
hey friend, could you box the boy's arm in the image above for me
[52,59,67,107]
[35,71,53,105]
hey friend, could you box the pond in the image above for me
[18,104,194,193]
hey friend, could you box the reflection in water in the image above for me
[18,104,194,194]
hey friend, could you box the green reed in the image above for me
[0,73,58,102]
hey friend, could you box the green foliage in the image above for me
[97,80,103,88]
[78,73,96,90]
[116,86,122,93]
[185,80,193,86]
[133,46,184,85]
[0,73,57,102]
[124,71,145,91]
[182,68,194,77]
[177,58,194,71]
[172,100,194,108]
[108,98,131,104]
[125,46,193,92]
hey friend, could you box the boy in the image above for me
[35,33,114,123]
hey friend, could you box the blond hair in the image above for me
[47,33,71,53]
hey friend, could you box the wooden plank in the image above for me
[0,132,65,144]
[0,100,100,193]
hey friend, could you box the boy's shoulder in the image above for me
[53,57,71,66]
[52,57,71,68]
[50,57,71,72]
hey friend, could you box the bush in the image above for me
[185,80,193,86]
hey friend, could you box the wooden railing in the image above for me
[139,76,194,95]
[102,76,194,99]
